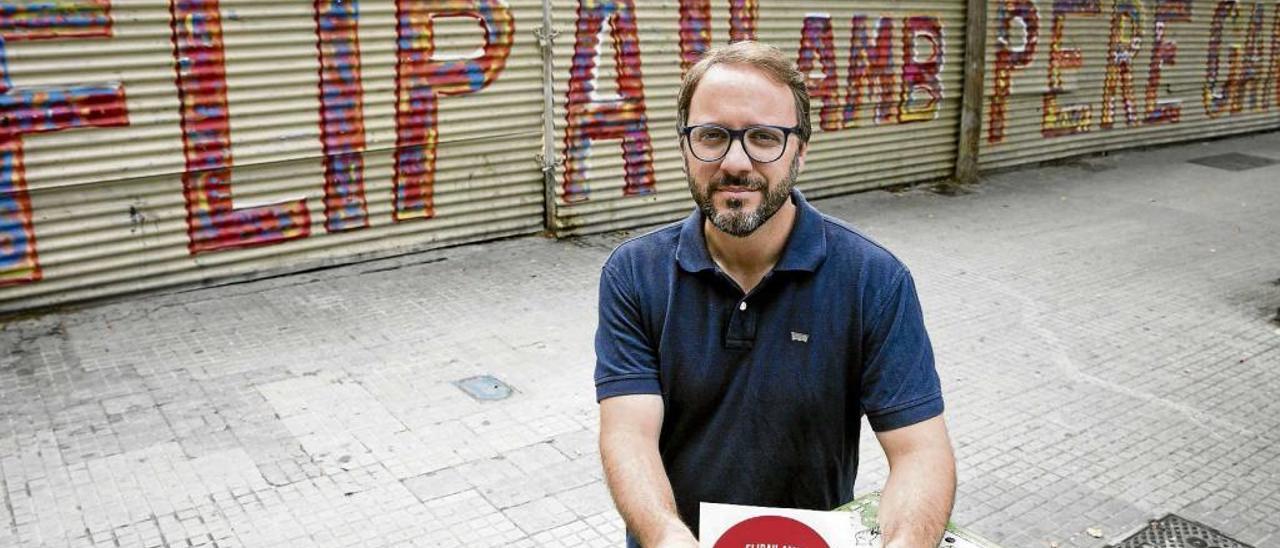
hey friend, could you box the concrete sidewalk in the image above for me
[2,131,1278,548]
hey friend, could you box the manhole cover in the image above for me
[1186,152,1277,171]
[1108,514,1253,548]
[454,375,514,401]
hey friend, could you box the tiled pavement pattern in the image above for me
[2,131,1278,547]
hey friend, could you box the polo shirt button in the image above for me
[739,301,747,311]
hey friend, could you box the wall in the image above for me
[982,0,1280,167]
[0,0,547,311]
[1,0,1276,312]
[548,0,966,234]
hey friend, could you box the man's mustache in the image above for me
[710,174,766,191]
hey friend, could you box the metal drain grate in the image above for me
[1186,152,1277,171]
[454,375,514,401]
[1108,514,1253,548]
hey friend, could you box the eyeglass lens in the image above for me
[688,126,787,163]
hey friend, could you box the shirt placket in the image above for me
[720,272,774,350]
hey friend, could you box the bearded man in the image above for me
[594,41,956,548]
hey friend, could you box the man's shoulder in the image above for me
[602,219,683,272]
[816,213,910,276]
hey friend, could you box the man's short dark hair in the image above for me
[676,41,812,143]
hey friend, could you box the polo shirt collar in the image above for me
[675,188,828,274]
[774,188,828,272]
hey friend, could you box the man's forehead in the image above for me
[697,63,789,93]
[688,63,795,120]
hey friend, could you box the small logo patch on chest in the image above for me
[790,331,810,343]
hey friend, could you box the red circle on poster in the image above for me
[712,515,830,548]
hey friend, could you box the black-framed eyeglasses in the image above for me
[678,123,799,164]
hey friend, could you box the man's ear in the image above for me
[795,141,808,173]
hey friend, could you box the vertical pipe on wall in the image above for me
[955,0,989,184]
[537,0,561,235]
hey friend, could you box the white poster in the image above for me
[699,502,873,548]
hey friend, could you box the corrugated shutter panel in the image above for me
[0,0,548,312]
[548,0,967,236]
[10,1,1274,313]
[980,0,1280,169]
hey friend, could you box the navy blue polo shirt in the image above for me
[594,188,943,543]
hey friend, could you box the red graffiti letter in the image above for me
[797,15,840,131]
[678,0,758,75]
[900,15,944,123]
[1144,0,1192,125]
[1101,0,1142,129]
[393,0,514,221]
[171,0,310,254]
[988,0,1039,143]
[0,0,127,286]
[728,0,757,41]
[1239,2,1268,111]
[845,15,897,127]
[1205,1,1267,117]
[1043,0,1101,138]
[1205,1,1238,116]
[315,0,369,232]
[562,0,656,202]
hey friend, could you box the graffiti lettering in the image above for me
[793,14,896,130]
[1272,5,1280,108]
[846,16,898,126]
[1144,0,1192,124]
[1237,2,1268,111]
[988,0,1039,143]
[0,0,112,39]
[1205,1,1267,117]
[797,13,945,131]
[728,0,757,41]
[393,0,514,221]
[797,15,840,131]
[899,16,944,123]
[10,0,1280,292]
[1101,0,1143,128]
[677,0,758,75]
[1203,1,1235,116]
[171,0,310,254]
[315,0,369,232]
[0,0,126,286]
[562,0,656,202]
[1043,0,1101,138]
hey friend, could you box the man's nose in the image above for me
[719,137,753,174]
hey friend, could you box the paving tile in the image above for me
[555,481,614,518]
[402,468,470,502]
[503,496,578,535]
[505,442,569,475]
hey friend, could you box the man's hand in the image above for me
[599,394,697,547]
[874,415,956,548]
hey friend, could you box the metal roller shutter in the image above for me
[980,0,1280,169]
[0,0,549,312]
[548,0,968,236]
[7,0,1274,313]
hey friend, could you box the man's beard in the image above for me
[688,155,801,238]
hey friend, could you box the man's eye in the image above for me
[697,132,727,142]
[748,131,782,144]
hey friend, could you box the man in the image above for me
[594,41,955,548]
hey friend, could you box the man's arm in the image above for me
[599,394,697,548]
[874,415,956,548]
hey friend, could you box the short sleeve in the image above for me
[860,269,944,431]
[594,264,662,401]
